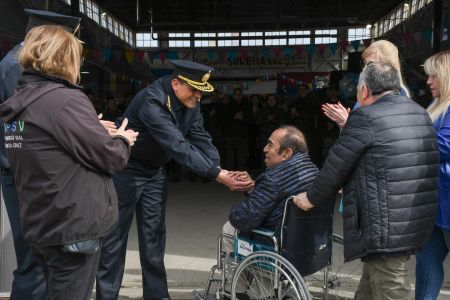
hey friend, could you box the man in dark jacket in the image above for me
[294,63,439,299]
[96,60,253,300]
[0,9,80,299]
[223,125,318,247]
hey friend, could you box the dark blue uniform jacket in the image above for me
[124,76,221,179]
[0,44,22,168]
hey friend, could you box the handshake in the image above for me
[98,114,138,146]
[216,170,255,192]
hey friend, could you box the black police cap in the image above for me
[25,9,81,34]
[171,60,214,92]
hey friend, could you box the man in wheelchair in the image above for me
[221,125,319,299]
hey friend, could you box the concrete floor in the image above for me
[91,179,450,300]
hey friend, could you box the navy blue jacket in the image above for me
[123,76,221,179]
[229,152,318,232]
[0,44,22,168]
[433,108,450,229]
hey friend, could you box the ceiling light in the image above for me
[366,24,372,29]
[101,12,107,17]
[404,3,410,9]
[81,71,90,74]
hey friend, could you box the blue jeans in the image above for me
[415,226,450,300]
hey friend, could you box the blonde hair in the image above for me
[424,51,450,122]
[362,40,408,96]
[19,25,82,85]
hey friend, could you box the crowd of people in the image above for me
[2,7,450,300]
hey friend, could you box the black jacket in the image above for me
[124,76,220,179]
[0,71,130,246]
[307,93,439,261]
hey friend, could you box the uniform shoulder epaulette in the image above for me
[166,95,171,112]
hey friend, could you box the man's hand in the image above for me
[293,192,314,211]
[228,171,255,192]
[216,169,254,192]
[113,118,139,146]
[321,102,350,128]
[98,113,118,135]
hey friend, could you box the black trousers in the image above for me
[1,169,47,300]
[31,244,101,300]
[96,162,168,300]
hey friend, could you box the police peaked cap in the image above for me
[171,60,214,92]
[25,9,81,34]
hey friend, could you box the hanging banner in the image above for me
[350,40,361,51]
[317,44,327,56]
[124,50,134,64]
[329,43,338,56]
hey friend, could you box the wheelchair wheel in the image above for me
[231,251,312,300]
[303,234,362,299]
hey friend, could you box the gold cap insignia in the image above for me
[202,71,211,83]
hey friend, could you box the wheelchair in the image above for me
[193,196,334,300]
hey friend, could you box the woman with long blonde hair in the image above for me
[0,25,137,300]
[323,40,410,128]
[415,50,450,300]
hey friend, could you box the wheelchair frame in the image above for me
[193,197,313,300]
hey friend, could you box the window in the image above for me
[418,0,426,8]
[218,40,239,47]
[218,32,239,47]
[241,32,263,46]
[136,32,158,48]
[168,32,190,47]
[241,39,263,46]
[194,40,217,47]
[395,7,402,25]
[411,0,418,14]
[101,13,107,28]
[79,0,85,13]
[288,37,310,45]
[63,0,71,4]
[403,3,410,19]
[265,31,287,36]
[315,29,337,44]
[265,39,287,46]
[194,33,216,47]
[348,28,371,41]
[288,30,310,36]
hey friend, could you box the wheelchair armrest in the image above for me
[249,228,275,237]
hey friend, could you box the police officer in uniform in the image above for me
[96,60,253,300]
[0,9,80,299]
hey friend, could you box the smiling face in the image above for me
[263,128,289,168]
[172,79,202,109]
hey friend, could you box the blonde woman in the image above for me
[0,25,137,300]
[416,50,450,300]
[323,40,410,127]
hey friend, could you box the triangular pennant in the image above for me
[401,33,412,47]
[240,48,249,60]
[207,50,215,61]
[82,48,89,59]
[124,50,134,64]
[329,43,338,55]
[135,51,145,62]
[294,46,304,56]
[413,32,422,44]
[306,44,315,56]
[91,49,102,62]
[350,40,361,51]
[159,51,167,63]
[362,39,372,48]
[317,44,327,56]
[422,29,433,44]
[340,40,349,51]
[103,48,112,63]
[283,47,294,57]
[167,51,177,60]
[113,50,123,62]
[262,48,270,58]
[273,47,282,57]
[228,50,238,60]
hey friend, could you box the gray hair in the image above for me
[278,125,308,154]
[358,62,401,96]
